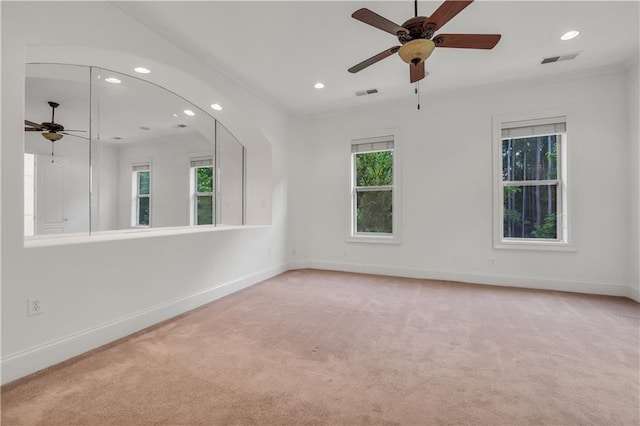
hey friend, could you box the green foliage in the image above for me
[138,197,150,226]
[196,167,213,192]
[531,213,557,239]
[356,151,392,186]
[138,171,150,195]
[356,191,392,233]
[355,151,393,234]
[197,195,213,225]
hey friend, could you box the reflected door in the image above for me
[36,155,68,234]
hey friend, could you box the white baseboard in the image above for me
[1,264,288,385]
[3,260,636,385]
[628,285,640,303]
[301,260,633,299]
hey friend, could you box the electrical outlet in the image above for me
[28,298,43,316]
[490,257,496,266]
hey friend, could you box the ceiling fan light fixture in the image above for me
[42,131,63,142]
[398,39,435,65]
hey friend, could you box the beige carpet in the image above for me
[2,269,639,425]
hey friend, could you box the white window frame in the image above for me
[189,157,214,226]
[493,113,572,251]
[348,132,401,244]
[131,163,151,228]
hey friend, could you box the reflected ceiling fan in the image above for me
[25,101,88,158]
[348,0,501,85]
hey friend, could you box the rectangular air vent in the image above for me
[541,56,560,64]
[355,88,378,96]
[541,51,580,65]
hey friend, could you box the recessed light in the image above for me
[105,77,121,84]
[314,82,325,89]
[184,109,195,116]
[134,67,151,74]
[211,103,222,111]
[561,30,580,41]
[172,113,178,118]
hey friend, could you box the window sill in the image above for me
[24,224,267,248]
[347,234,400,245]
[494,240,575,252]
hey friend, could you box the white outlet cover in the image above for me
[28,298,43,316]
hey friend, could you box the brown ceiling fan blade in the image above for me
[424,0,474,32]
[25,120,44,130]
[25,127,42,132]
[410,61,425,83]
[348,46,400,74]
[433,34,501,49]
[352,9,408,36]
[60,131,89,140]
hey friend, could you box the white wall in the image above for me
[1,1,291,384]
[218,124,245,226]
[629,60,640,301]
[96,143,119,231]
[294,67,637,299]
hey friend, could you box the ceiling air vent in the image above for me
[541,51,580,65]
[355,88,378,97]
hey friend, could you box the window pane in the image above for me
[503,185,557,239]
[355,151,393,186]
[196,195,213,225]
[502,136,558,181]
[196,167,213,193]
[356,190,392,233]
[138,171,150,195]
[138,196,150,226]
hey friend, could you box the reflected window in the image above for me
[190,157,214,225]
[132,164,150,227]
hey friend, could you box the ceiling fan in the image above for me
[25,101,88,141]
[25,101,88,158]
[348,0,501,84]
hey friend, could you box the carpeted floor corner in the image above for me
[2,269,639,425]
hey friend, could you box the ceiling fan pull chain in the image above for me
[416,81,420,110]
[51,143,55,162]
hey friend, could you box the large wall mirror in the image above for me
[25,63,245,238]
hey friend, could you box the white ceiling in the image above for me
[116,1,640,117]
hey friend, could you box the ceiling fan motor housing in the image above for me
[397,16,436,65]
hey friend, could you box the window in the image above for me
[350,136,396,240]
[495,116,569,249]
[132,164,150,227]
[190,158,214,225]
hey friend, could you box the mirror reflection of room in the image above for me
[24,63,244,238]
